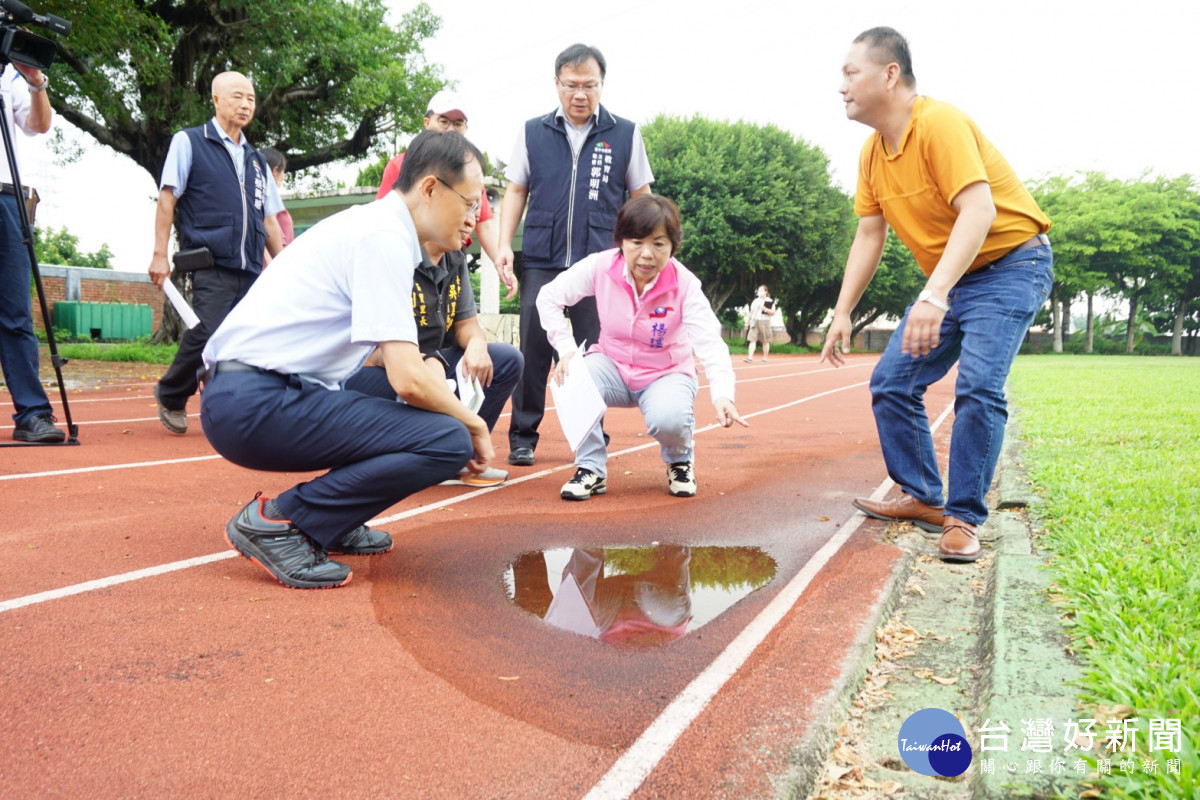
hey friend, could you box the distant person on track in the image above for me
[820,27,1053,563]
[540,194,747,501]
[744,285,776,363]
[200,131,494,590]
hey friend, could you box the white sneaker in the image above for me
[560,467,606,500]
[667,462,697,497]
[440,466,509,487]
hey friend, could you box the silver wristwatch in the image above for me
[917,289,950,313]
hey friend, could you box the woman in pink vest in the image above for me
[537,194,748,500]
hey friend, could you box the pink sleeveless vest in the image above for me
[591,248,698,391]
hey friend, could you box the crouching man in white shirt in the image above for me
[200,131,494,589]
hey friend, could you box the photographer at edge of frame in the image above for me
[0,58,63,443]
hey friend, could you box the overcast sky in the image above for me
[21,0,1195,273]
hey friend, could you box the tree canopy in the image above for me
[35,226,114,269]
[1031,172,1200,354]
[640,115,852,343]
[37,0,444,180]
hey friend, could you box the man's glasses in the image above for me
[431,115,467,132]
[556,78,601,95]
[436,176,481,217]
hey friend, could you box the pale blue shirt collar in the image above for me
[555,105,599,132]
[210,117,249,181]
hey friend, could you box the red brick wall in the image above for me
[34,268,164,334]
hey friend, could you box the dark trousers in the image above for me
[158,267,256,410]
[509,267,599,452]
[200,368,472,548]
[344,342,524,434]
[0,195,51,425]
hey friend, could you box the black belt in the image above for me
[0,182,33,199]
[201,360,275,383]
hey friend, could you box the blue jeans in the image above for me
[0,195,52,425]
[869,244,1053,525]
[575,353,697,478]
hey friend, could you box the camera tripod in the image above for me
[0,79,79,447]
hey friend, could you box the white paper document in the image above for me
[548,343,606,452]
[454,358,486,414]
[162,279,200,329]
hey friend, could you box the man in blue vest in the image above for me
[148,71,284,435]
[496,44,654,467]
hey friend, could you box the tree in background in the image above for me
[37,0,444,182]
[1030,173,1114,352]
[35,0,445,342]
[845,229,925,338]
[1140,175,1200,356]
[35,226,114,269]
[641,116,852,345]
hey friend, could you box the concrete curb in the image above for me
[776,550,917,798]
[794,411,1085,799]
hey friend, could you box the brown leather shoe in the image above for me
[939,516,981,562]
[852,493,945,533]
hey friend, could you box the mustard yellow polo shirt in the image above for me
[854,96,1051,275]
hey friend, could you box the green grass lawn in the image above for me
[57,339,178,365]
[1008,356,1200,799]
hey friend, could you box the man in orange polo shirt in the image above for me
[821,27,1053,563]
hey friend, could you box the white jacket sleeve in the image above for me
[535,253,601,357]
[682,280,736,405]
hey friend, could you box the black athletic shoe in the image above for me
[508,447,535,466]
[224,496,352,589]
[327,525,393,555]
[13,414,65,443]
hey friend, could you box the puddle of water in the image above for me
[505,545,776,648]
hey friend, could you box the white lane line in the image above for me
[0,362,872,479]
[0,375,875,611]
[582,400,955,800]
[0,455,222,481]
[0,552,237,613]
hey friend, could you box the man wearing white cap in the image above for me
[376,90,513,296]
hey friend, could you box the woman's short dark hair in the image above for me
[261,147,286,173]
[614,194,683,256]
[394,130,485,193]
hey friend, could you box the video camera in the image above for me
[0,0,71,72]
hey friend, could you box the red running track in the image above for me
[0,353,956,798]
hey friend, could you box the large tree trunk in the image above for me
[1171,299,1187,356]
[1085,293,1095,354]
[1051,283,1063,353]
[1125,294,1139,354]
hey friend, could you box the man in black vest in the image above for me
[148,71,284,435]
[496,44,654,467]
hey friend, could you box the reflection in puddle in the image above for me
[505,546,777,648]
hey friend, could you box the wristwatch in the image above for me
[917,289,950,313]
[28,75,49,93]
